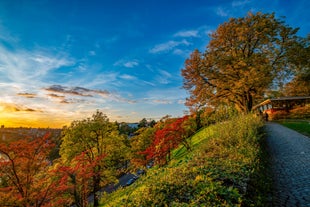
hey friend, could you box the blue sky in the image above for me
[0,0,309,127]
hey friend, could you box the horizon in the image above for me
[0,0,309,128]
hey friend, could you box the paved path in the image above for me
[265,122,310,206]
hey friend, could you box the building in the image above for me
[253,96,310,120]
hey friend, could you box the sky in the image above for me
[0,0,309,128]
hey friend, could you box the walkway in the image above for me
[265,122,310,206]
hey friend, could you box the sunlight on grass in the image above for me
[172,125,215,160]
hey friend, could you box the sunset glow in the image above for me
[0,0,308,128]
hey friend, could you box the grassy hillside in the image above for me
[99,114,269,206]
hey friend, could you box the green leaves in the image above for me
[58,110,130,206]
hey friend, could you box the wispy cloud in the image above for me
[44,84,136,104]
[174,30,199,37]
[85,72,119,88]
[124,61,139,68]
[232,0,250,7]
[47,93,65,99]
[156,69,172,84]
[216,7,229,17]
[88,50,96,56]
[120,74,137,80]
[114,59,139,68]
[0,102,41,113]
[45,85,110,97]
[149,40,190,54]
[152,99,173,104]
[17,93,37,98]
[0,45,74,85]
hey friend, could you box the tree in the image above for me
[59,111,130,207]
[142,116,196,166]
[130,127,156,168]
[283,35,310,96]
[0,133,56,207]
[52,153,106,207]
[138,118,148,128]
[182,12,299,113]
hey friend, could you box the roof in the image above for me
[253,96,310,110]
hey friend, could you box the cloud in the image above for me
[232,0,250,7]
[88,50,96,56]
[172,48,191,57]
[86,72,119,88]
[216,7,229,17]
[124,61,139,68]
[0,44,74,85]
[45,85,92,97]
[149,40,191,54]
[177,99,186,105]
[152,99,173,104]
[17,93,37,98]
[174,30,199,37]
[0,102,41,113]
[120,74,137,80]
[114,59,139,68]
[44,84,136,104]
[156,69,172,84]
[47,93,65,99]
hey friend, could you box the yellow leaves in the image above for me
[194,175,204,183]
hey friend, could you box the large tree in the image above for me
[59,111,130,207]
[182,12,299,113]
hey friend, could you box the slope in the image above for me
[99,114,268,206]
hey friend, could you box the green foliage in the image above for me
[130,127,156,168]
[59,111,130,207]
[100,114,266,206]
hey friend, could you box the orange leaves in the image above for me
[0,132,56,206]
[182,12,299,113]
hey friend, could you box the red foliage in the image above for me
[52,152,106,207]
[141,116,194,166]
[0,132,56,207]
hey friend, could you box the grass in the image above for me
[277,120,310,137]
[99,114,270,206]
[172,125,215,160]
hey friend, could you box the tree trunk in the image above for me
[242,92,253,113]
[246,92,253,113]
[93,174,100,207]
[195,110,202,130]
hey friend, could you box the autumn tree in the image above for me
[130,126,156,168]
[51,153,106,207]
[142,116,196,166]
[0,133,56,207]
[283,35,310,96]
[182,12,299,113]
[59,111,130,207]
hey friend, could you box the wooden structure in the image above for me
[253,96,310,115]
